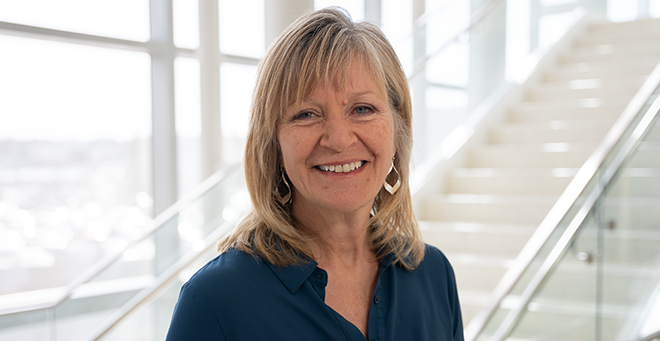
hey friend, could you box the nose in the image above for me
[320,111,357,152]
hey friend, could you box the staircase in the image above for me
[416,17,660,327]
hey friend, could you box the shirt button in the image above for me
[374,295,380,304]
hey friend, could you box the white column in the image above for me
[150,0,178,216]
[264,0,315,49]
[411,0,428,163]
[149,1,178,338]
[199,0,222,176]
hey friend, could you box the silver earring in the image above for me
[275,169,292,205]
[383,162,401,195]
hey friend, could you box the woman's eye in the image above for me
[355,106,371,114]
[294,111,314,120]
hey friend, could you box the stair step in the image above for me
[421,194,556,225]
[445,253,512,293]
[421,221,535,257]
[468,143,595,168]
[532,76,646,92]
[456,291,490,327]
[446,168,576,195]
[487,297,632,341]
[571,40,660,60]
[489,120,614,144]
[519,96,631,111]
[509,106,624,122]
[527,84,641,101]
[561,44,660,63]
[587,18,660,35]
[575,29,660,46]
[546,57,659,81]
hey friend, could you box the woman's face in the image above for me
[277,60,395,216]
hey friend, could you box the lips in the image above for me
[316,161,365,173]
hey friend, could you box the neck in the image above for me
[292,201,375,268]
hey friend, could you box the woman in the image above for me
[166,7,463,341]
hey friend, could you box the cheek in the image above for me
[278,128,314,168]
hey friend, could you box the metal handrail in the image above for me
[0,163,240,316]
[465,60,660,340]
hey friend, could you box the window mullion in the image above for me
[150,0,178,216]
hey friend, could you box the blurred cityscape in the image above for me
[0,139,152,295]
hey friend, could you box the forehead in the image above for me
[297,57,386,103]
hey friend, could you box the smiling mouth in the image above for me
[316,161,365,173]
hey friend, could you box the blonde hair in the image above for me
[218,7,424,270]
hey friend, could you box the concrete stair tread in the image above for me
[425,193,560,205]
[526,86,641,101]
[519,96,632,110]
[489,120,614,144]
[494,119,615,131]
[572,40,660,55]
[532,75,647,91]
[420,221,537,234]
[550,56,659,73]
[444,253,517,268]
[474,142,597,152]
[588,17,660,33]
[509,106,624,122]
[562,47,660,63]
[450,168,579,178]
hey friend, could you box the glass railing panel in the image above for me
[475,80,660,340]
[0,308,52,340]
[508,212,600,340]
[597,116,660,340]
[475,175,600,340]
[96,246,222,341]
[0,166,246,340]
[505,116,660,341]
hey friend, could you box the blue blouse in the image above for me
[166,245,463,341]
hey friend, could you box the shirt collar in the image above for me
[265,256,318,294]
[265,251,397,294]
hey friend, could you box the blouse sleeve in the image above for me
[165,282,227,341]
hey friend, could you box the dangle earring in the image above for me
[383,159,401,195]
[275,168,292,205]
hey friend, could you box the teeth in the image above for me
[318,161,364,173]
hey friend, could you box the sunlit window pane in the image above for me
[175,57,202,196]
[220,63,258,165]
[173,0,200,49]
[315,0,365,21]
[651,0,660,18]
[607,0,638,22]
[382,0,413,75]
[219,0,265,57]
[0,0,150,42]
[426,41,469,88]
[0,35,152,293]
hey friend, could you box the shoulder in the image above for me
[186,248,268,294]
[417,244,454,274]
